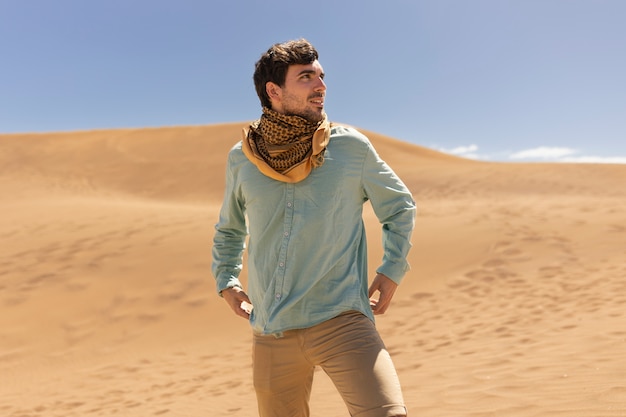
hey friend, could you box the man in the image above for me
[212,39,415,417]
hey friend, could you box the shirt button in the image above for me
[287,202,292,207]
[275,293,281,300]
[279,262,285,267]
[283,231,289,237]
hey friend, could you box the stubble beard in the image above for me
[283,94,326,123]
[296,109,325,123]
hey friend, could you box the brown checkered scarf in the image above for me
[242,107,331,183]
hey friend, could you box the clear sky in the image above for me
[2,0,625,163]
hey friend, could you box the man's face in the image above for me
[268,60,326,122]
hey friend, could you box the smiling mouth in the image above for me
[310,95,325,107]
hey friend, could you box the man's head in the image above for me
[254,39,327,122]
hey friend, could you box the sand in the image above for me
[1,123,625,416]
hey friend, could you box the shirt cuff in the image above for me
[216,277,243,296]
[376,261,410,285]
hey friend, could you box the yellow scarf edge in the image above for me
[242,120,330,183]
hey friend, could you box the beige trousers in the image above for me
[253,310,407,417]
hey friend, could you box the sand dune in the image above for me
[1,123,625,416]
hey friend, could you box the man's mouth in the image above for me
[310,95,325,107]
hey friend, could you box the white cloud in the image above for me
[509,147,578,160]
[559,156,626,164]
[508,146,626,164]
[435,144,626,164]
[437,144,483,160]
[447,144,478,155]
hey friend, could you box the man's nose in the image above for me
[315,77,326,92]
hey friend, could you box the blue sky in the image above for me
[2,0,625,163]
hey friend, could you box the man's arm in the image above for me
[361,141,416,313]
[212,150,251,316]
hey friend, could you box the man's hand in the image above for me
[221,287,253,320]
[368,273,398,315]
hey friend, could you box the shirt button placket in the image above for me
[275,185,295,304]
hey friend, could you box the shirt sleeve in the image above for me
[361,142,416,284]
[211,151,248,295]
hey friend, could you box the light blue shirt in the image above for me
[212,126,416,335]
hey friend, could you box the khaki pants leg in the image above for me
[253,331,315,417]
[304,311,407,417]
[253,311,406,417]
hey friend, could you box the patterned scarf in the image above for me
[242,107,331,183]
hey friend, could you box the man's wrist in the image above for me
[219,284,243,297]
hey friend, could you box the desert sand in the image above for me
[1,123,625,416]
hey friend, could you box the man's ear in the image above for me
[266,82,281,101]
